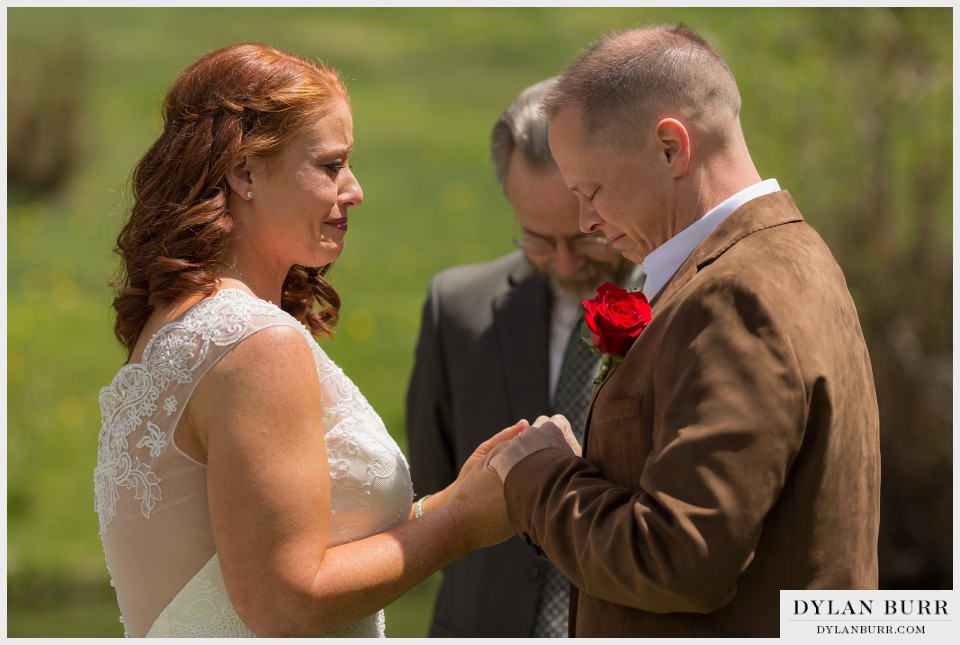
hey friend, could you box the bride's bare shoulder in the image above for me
[181,316,320,460]
[210,323,315,381]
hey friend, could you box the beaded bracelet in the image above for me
[415,494,432,519]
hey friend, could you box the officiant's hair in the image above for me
[111,43,348,358]
[489,77,560,195]
[541,23,742,151]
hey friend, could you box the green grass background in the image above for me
[6,6,953,637]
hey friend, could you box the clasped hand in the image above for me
[442,414,579,550]
[487,414,581,482]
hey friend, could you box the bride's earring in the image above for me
[246,191,254,199]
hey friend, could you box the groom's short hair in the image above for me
[489,77,560,195]
[541,23,743,151]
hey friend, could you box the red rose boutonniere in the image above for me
[581,282,652,384]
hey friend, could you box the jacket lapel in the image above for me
[492,260,551,422]
[650,190,804,312]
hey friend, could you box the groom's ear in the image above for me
[655,118,690,178]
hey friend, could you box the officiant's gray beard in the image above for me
[544,258,635,304]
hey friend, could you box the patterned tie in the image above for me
[533,315,598,637]
[553,317,598,442]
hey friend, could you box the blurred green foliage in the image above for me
[6,6,952,637]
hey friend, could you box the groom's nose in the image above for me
[578,198,603,234]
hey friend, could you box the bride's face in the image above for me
[247,100,364,269]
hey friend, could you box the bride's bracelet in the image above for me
[415,494,432,519]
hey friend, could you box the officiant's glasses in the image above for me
[513,227,613,259]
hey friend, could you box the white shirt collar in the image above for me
[642,179,781,300]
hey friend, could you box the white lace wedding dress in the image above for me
[94,289,414,637]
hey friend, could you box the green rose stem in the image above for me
[594,355,613,385]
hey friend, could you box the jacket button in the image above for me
[527,565,542,582]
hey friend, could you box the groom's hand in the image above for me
[487,414,578,483]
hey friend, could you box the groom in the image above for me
[488,24,881,637]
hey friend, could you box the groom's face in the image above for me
[549,105,670,264]
[505,151,627,301]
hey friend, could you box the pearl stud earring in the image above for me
[246,191,254,199]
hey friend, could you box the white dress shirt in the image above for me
[642,179,781,301]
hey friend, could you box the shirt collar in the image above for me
[642,178,781,300]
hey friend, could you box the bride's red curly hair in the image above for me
[111,43,348,359]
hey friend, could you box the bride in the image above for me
[95,42,526,637]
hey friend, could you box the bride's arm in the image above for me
[188,324,516,637]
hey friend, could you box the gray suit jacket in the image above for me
[504,191,881,637]
[406,251,555,637]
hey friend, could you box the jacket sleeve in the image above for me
[405,276,457,497]
[503,274,807,613]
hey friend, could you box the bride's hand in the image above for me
[435,419,528,550]
[445,457,515,551]
[455,419,529,484]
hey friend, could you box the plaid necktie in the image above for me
[532,317,598,637]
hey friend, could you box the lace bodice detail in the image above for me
[94,289,413,637]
